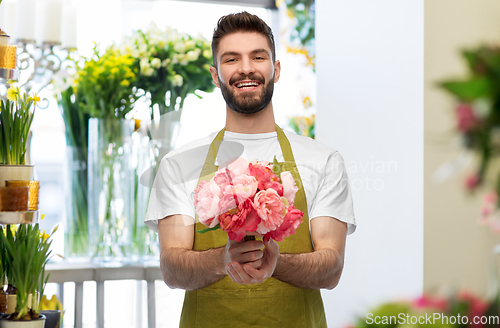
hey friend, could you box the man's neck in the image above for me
[224,103,276,134]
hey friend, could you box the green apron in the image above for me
[179,125,327,328]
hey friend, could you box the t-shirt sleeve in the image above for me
[309,151,356,234]
[144,153,196,233]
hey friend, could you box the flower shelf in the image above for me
[0,68,19,82]
[0,210,40,225]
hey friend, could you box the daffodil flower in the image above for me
[6,86,19,102]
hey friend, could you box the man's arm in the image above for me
[273,216,347,290]
[158,214,264,290]
[225,216,346,290]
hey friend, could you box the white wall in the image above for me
[316,1,424,327]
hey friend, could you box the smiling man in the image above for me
[145,12,356,328]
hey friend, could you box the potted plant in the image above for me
[0,85,39,187]
[0,223,55,327]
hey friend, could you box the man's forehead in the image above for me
[217,31,272,57]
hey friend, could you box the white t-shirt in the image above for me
[145,129,356,235]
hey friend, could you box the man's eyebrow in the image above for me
[220,51,240,58]
[220,49,270,58]
[251,49,270,55]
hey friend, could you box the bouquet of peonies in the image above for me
[194,157,304,242]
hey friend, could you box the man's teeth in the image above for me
[236,82,259,88]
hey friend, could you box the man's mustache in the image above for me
[229,74,265,85]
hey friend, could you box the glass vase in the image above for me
[88,118,135,262]
[63,146,89,259]
[130,127,157,260]
[130,113,181,260]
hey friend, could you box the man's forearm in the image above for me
[160,247,226,290]
[272,249,343,290]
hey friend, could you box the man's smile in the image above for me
[234,80,261,91]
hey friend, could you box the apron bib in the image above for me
[179,125,327,328]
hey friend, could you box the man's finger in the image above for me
[242,264,266,282]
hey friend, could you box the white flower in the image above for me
[151,58,162,69]
[143,67,154,77]
[185,40,196,51]
[171,54,179,64]
[186,49,200,62]
[174,42,186,53]
[178,54,189,66]
[138,43,148,54]
[140,57,149,69]
[172,74,183,87]
[203,49,212,59]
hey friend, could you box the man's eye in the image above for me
[226,58,236,62]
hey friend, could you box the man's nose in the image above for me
[237,57,255,75]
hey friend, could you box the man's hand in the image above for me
[223,237,264,270]
[226,238,280,285]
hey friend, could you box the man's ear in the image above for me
[273,60,281,83]
[210,66,220,88]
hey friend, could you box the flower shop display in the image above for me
[74,45,138,260]
[346,291,500,328]
[195,157,303,242]
[0,81,41,225]
[52,24,216,260]
[439,44,500,231]
[0,223,56,325]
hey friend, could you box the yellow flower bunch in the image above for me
[76,45,137,120]
[6,86,40,105]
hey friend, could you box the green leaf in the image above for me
[272,155,283,177]
[196,224,221,234]
[439,77,490,101]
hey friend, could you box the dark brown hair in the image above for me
[212,11,276,66]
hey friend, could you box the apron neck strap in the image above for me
[203,124,294,169]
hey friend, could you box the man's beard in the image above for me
[218,74,274,115]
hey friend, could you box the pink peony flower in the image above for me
[193,180,207,207]
[195,180,221,227]
[227,157,250,176]
[213,168,233,190]
[264,206,303,242]
[232,174,258,203]
[220,199,260,241]
[254,189,286,234]
[456,103,479,132]
[249,162,284,196]
[218,193,238,214]
[281,171,299,203]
